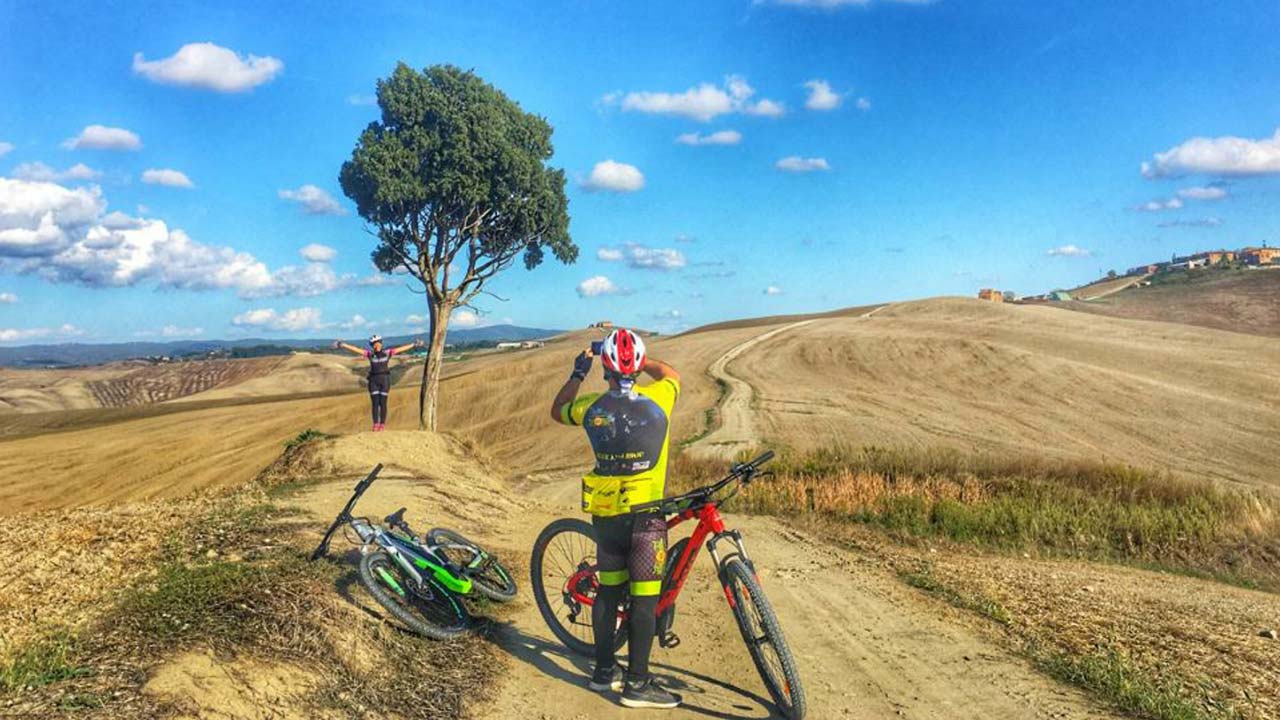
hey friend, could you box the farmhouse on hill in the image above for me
[977,288,1004,303]
[1242,246,1280,266]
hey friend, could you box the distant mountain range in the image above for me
[0,324,562,368]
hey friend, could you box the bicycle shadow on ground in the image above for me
[486,623,785,719]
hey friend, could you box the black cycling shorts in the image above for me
[593,512,667,597]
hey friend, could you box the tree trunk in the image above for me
[419,300,452,431]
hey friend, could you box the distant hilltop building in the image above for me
[589,320,614,329]
[977,288,1004,303]
[1123,242,1276,277]
[496,340,545,351]
[1242,246,1279,266]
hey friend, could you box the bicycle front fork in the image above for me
[707,529,754,571]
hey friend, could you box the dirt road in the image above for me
[687,306,884,461]
[475,472,1116,719]
[686,320,818,460]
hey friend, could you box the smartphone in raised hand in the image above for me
[590,340,603,356]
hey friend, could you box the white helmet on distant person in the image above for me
[369,334,383,346]
[600,328,646,378]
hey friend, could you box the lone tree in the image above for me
[341,63,575,430]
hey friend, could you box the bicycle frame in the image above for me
[563,498,753,621]
[372,525,475,596]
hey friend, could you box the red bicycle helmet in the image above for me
[599,328,646,377]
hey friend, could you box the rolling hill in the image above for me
[1058,267,1280,337]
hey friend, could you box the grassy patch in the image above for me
[0,630,91,692]
[671,447,1280,590]
[679,376,730,448]
[898,565,1011,625]
[1032,645,1238,720]
[284,428,333,451]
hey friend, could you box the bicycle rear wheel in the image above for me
[721,556,806,719]
[530,518,627,657]
[359,550,470,641]
[426,527,518,602]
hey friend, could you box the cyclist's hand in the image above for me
[571,351,593,381]
[414,338,425,348]
[332,340,342,349]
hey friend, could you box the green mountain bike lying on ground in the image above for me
[311,464,518,640]
[530,451,807,719]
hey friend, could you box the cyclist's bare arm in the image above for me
[335,341,367,356]
[390,340,420,355]
[551,346,595,423]
[643,357,680,385]
[550,375,582,424]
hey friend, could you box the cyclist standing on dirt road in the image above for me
[334,334,421,432]
[550,327,684,709]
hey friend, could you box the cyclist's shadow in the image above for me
[487,623,785,719]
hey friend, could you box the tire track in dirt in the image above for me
[687,306,885,460]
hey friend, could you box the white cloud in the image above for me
[1177,185,1228,201]
[745,99,785,118]
[279,184,346,215]
[776,156,831,172]
[580,160,645,193]
[359,272,401,287]
[61,125,141,151]
[0,178,105,257]
[803,80,841,111]
[0,177,277,294]
[674,233,695,243]
[1142,129,1280,179]
[1157,217,1223,229]
[300,243,337,263]
[654,309,682,319]
[250,262,354,298]
[132,42,283,93]
[1132,197,1183,212]
[10,162,101,182]
[597,242,686,271]
[1047,244,1091,257]
[576,275,630,297]
[675,130,743,146]
[0,292,15,303]
[346,94,376,106]
[161,324,203,337]
[855,97,872,111]
[141,168,194,188]
[0,324,83,343]
[764,285,784,295]
[233,307,324,332]
[0,142,12,157]
[452,309,481,327]
[608,76,784,122]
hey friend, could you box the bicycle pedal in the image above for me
[659,632,680,649]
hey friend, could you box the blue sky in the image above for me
[2,0,1279,343]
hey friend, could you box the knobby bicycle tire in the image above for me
[426,527,518,602]
[359,550,470,641]
[721,556,807,719]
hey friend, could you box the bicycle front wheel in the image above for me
[359,550,470,641]
[721,556,807,719]
[426,527,518,602]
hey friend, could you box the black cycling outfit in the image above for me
[366,348,394,425]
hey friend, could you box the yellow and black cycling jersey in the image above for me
[560,377,680,516]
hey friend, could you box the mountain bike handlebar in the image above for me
[310,463,383,560]
[632,450,775,515]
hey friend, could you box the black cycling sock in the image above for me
[627,593,659,681]
[593,583,626,671]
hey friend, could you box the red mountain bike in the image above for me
[530,451,806,719]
